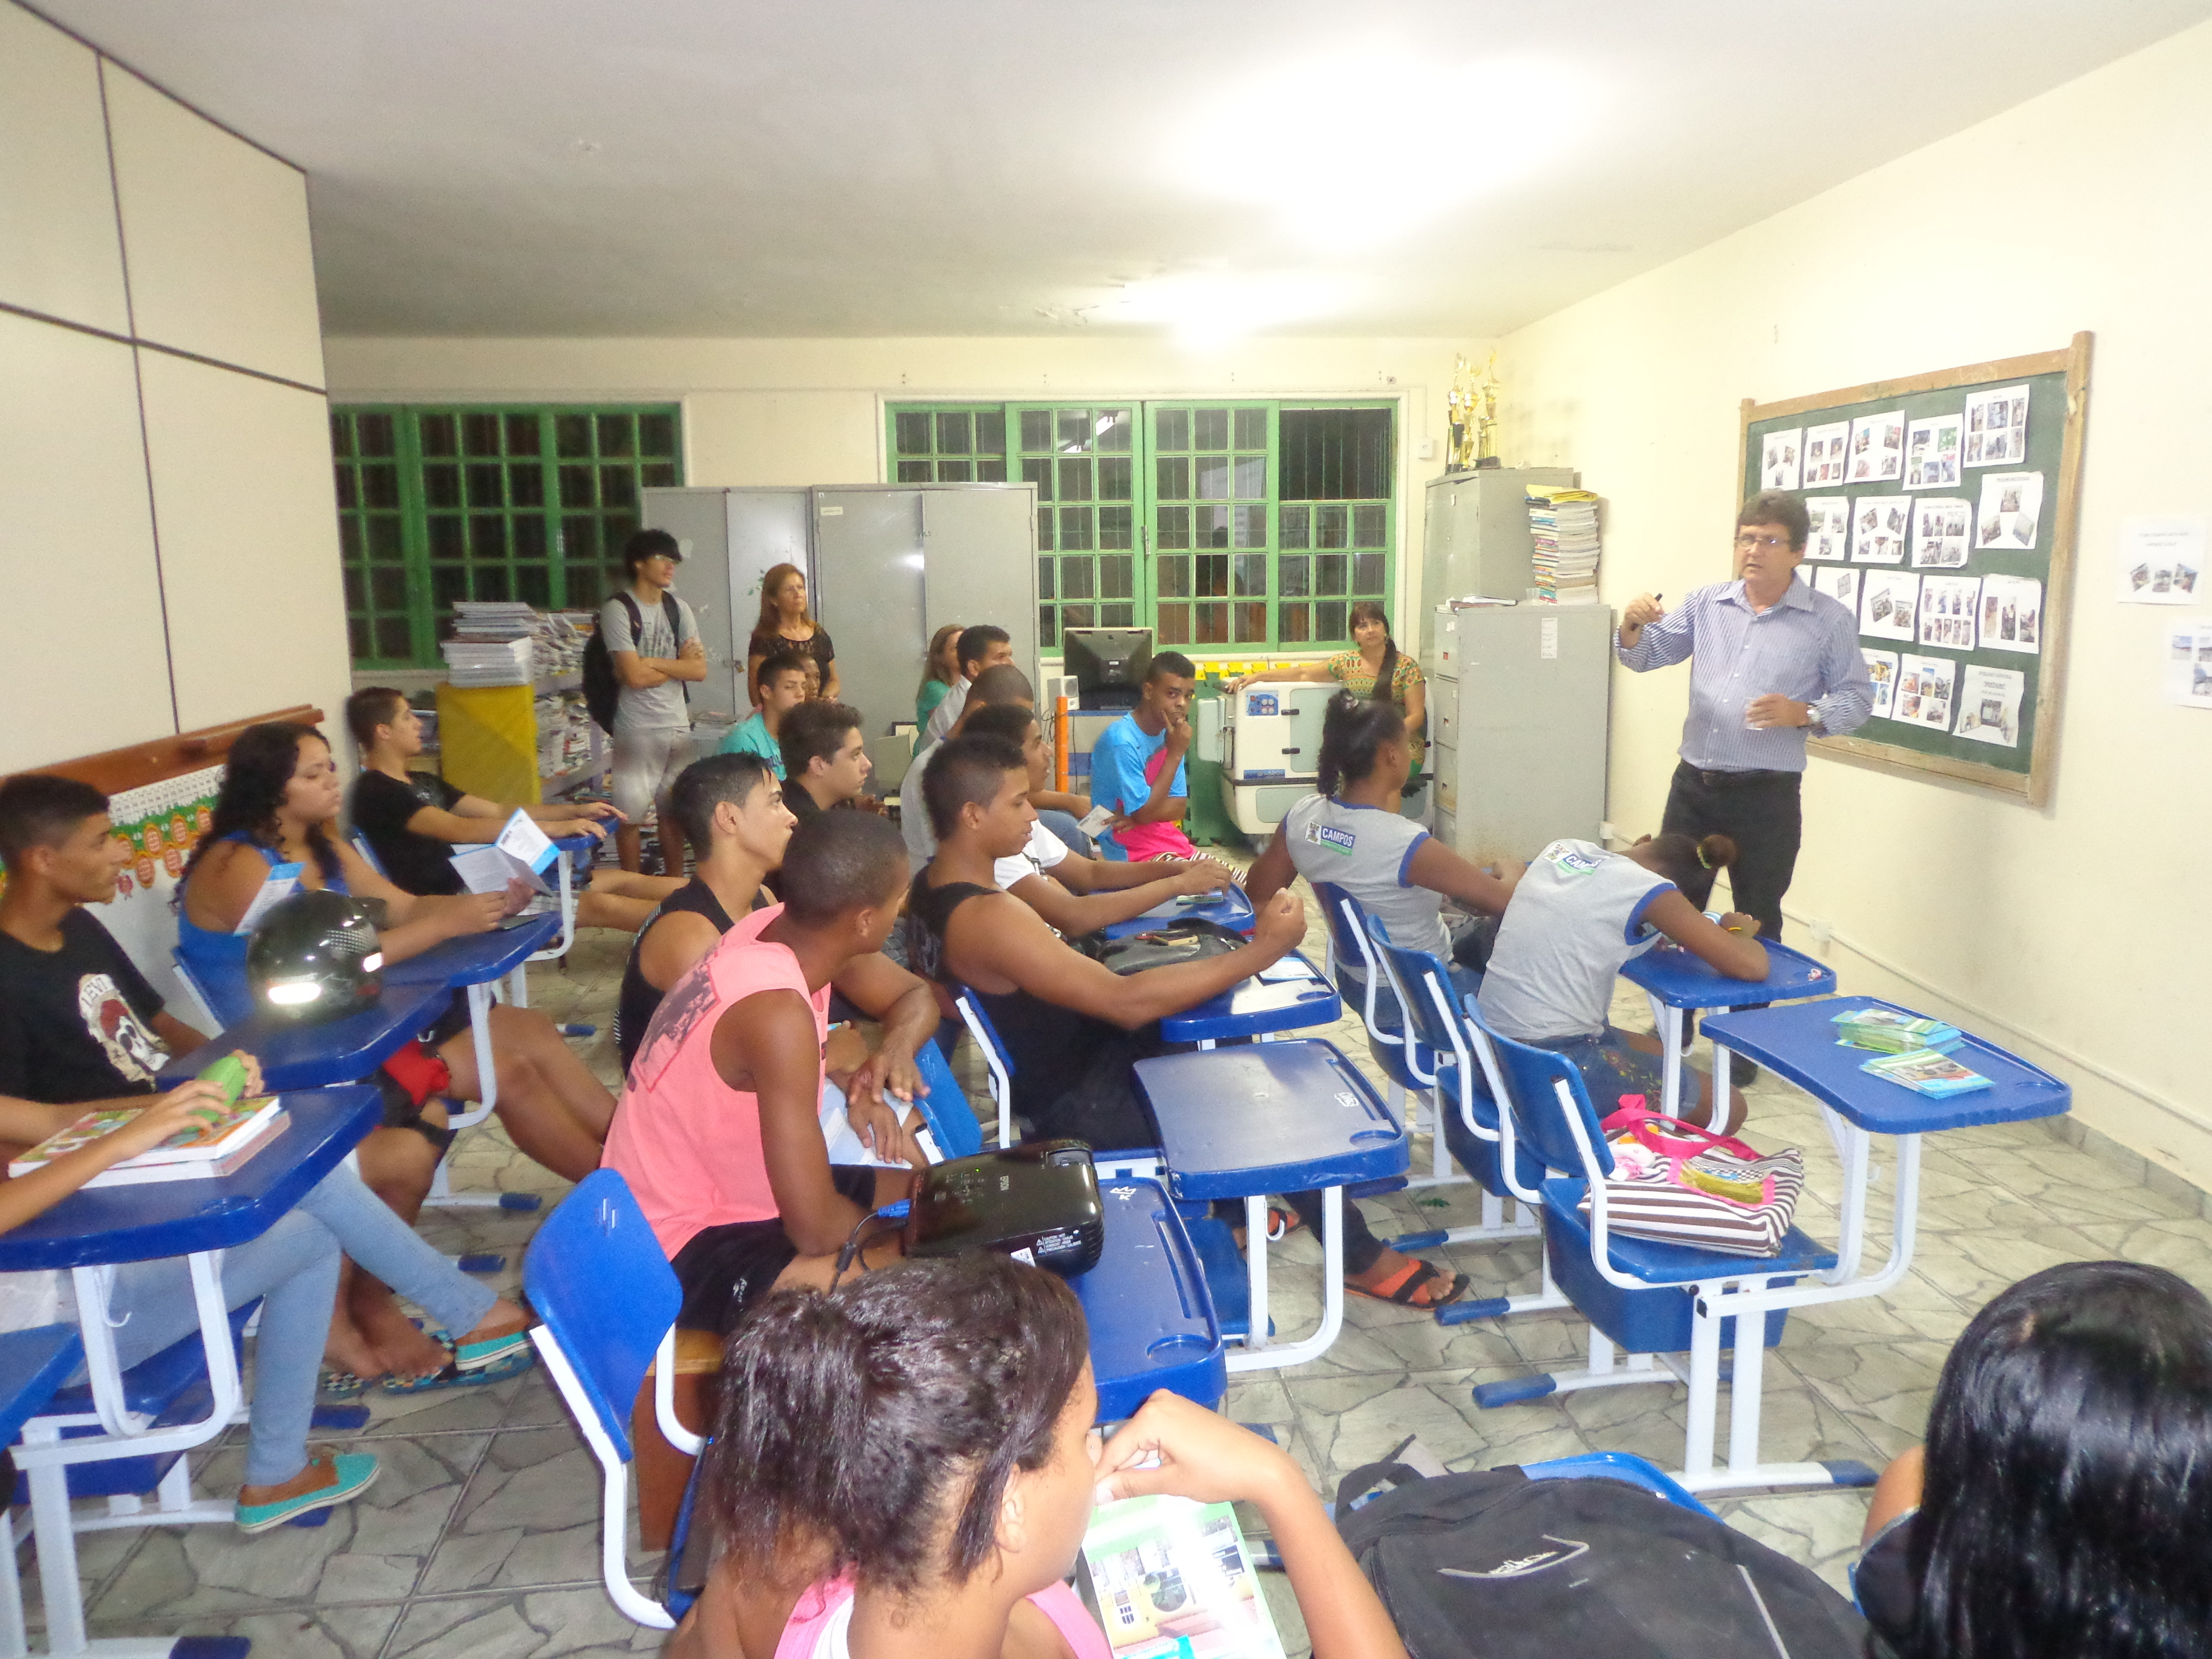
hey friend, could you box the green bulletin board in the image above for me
[1739,334,2089,807]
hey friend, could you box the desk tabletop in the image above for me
[0,1087,383,1271]
[159,980,450,1090]
[1136,1039,1407,1199]
[1620,936,1837,1010]
[1074,1175,1226,1422]
[1703,997,2070,1134]
[1101,884,1256,942]
[1162,951,1340,1042]
[383,912,561,988]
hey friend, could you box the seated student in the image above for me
[1087,649,1200,861]
[344,687,680,930]
[912,735,1463,1306]
[603,815,925,1336]
[668,1254,1407,1659]
[0,774,535,1425]
[719,649,813,777]
[901,662,1036,871]
[779,699,877,823]
[176,723,617,1190]
[921,623,1016,746]
[959,702,1230,938]
[915,622,962,731]
[1851,1260,2212,1659]
[1477,831,1766,1132]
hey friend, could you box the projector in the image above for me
[902,1142,1105,1277]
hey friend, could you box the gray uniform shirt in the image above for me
[1281,793,1446,973]
[600,591,698,735]
[1477,839,1673,1043]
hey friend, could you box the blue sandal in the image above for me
[378,1340,534,1395]
[236,1451,379,1533]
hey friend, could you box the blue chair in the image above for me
[1363,926,1544,1277]
[1467,1011,1863,1496]
[525,1171,706,1629]
[1309,883,1453,1188]
[1521,1450,1721,1519]
[910,1039,984,1159]
[952,987,1016,1149]
[0,1324,86,1654]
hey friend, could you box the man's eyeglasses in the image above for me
[1734,533,1789,551]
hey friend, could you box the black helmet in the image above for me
[246,889,388,1023]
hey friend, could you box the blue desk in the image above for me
[1160,951,1340,1048]
[1136,1040,1407,1372]
[0,1086,381,1657]
[1074,1176,1226,1422]
[158,979,450,1091]
[1620,936,1838,1119]
[1100,883,1255,941]
[515,833,602,984]
[380,911,561,989]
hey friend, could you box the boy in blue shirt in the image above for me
[1088,650,1198,860]
[719,650,811,778]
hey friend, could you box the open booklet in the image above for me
[818,1082,943,1169]
[449,809,562,897]
[1077,1494,1287,1659]
[232,862,304,934]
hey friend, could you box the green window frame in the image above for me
[885,398,1393,652]
[331,404,684,668]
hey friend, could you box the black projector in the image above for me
[902,1142,1105,1277]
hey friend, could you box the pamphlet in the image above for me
[449,810,561,896]
[1832,1008,1962,1055]
[233,863,303,934]
[819,1083,943,1169]
[1078,1494,1286,1659]
[1078,804,1120,839]
[1860,1048,1993,1097]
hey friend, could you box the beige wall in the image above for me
[0,0,348,775]
[1497,22,2212,1183]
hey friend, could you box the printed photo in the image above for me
[1975,469,2044,552]
[1963,385,2031,468]
[1858,570,1922,642]
[1903,413,1964,491]
[1762,428,1803,492]
[1803,495,1851,561]
[1863,649,1901,719]
[1896,653,1958,731]
[1910,496,1971,567]
[1977,574,2044,656]
[1804,421,1852,487]
[1812,566,1862,613]
[1851,494,1911,564]
[1955,664,2025,748]
[1849,411,1906,483]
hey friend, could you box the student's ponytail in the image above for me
[1697,834,1739,872]
[1316,692,1405,799]
[1640,831,1739,887]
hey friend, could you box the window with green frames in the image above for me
[884,399,1393,652]
[331,405,683,668]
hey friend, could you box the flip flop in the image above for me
[235,1450,379,1534]
[452,1328,532,1372]
[1347,1258,1469,1310]
[379,1341,534,1395]
[318,1368,368,1401]
[1231,1207,1305,1250]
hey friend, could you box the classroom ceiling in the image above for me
[35,0,2212,341]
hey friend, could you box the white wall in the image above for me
[0,0,348,774]
[1497,22,2212,1183]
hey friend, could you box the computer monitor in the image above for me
[1062,628,1153,710]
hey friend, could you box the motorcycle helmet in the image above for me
[246,889,388,1023]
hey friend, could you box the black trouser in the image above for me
[1659,760,1803,943]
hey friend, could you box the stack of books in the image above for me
[11,1095,290,1189]
[1527,485,1601,604]
[439,636,534,685]
[1832,1008,1962,1054]
[1860,1048,1993,1098]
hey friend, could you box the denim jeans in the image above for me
[92,1165,496,1486]
[1035,807,1095,860]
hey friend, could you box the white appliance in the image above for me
[1221,682,1338,837]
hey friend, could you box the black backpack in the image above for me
[583,591,688,734]
[1333,1462,1868,1659]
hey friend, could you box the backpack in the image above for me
[1084,917,1250,975]
[1333,1462,1868,1659]
[583,591,689,735]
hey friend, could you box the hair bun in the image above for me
[1696,834,1738,871]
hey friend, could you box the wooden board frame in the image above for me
[1739,332,2089,808]
[6,706,326,799]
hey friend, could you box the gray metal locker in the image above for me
[1430,604,1613,862]
[1418,467,1576,658]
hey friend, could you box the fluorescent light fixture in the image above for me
[1089,270,1342,346]
[265,979,322,1006]
[1176,50,1587,247]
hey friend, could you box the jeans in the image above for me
[1659,761,1803,943]
[1035,807,1095,860]
[91,1165,495,1486]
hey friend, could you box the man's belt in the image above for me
[1681,763,1799,788]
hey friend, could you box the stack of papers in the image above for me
[1527,485,1601,605]
[448,601,537,639]
[444,606,592,685]
[1861,1048,1993,1097]
[1833,1007,1962,1054]
[439,636,534,685]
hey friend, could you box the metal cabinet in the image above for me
[1419,467,1576,657]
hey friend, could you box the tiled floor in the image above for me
[38,885,2212,1657]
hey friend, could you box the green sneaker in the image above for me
[235,1450,379,1534]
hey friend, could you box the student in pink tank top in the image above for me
[666,1256,1408,1659]
[601,814,927,1338]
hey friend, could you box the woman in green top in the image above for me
[1233,601,1428,771]
[915,622,962,730]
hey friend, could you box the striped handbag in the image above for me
[1577,1128,1806,1258]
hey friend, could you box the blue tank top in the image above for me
[174,835,349,1026]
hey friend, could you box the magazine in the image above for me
[1078,1494,1286,1659]
[1860,1048,1992,1097]
[9,1094,291,1188]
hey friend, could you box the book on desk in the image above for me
[9,1094,291,1189]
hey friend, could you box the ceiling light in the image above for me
[1088,270,1342,346]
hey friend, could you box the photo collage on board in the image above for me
[1758,381,2042,749]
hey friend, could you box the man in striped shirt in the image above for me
[1616,492,1873,943]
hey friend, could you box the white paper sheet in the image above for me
[1963,384,2030,469]
[1803,421,1852,488]
[1909,496,1972,568]
[2162,620,2212,710]
[449,844,553,896]
[819,1082,943,1169]
[1975,470,2044,552]
[1848,410,1905,484]
[1917,576,1980,650]
[1804,495,1851,562]
[1811,566,1862,615]
[1977,574,2044,654]
[1863,649,1901,720]
[1895,654,1958,731]
[1858,570,1922,642]
[1903,414,1964,491]
[2118,516,2206,604]
[493,809,559,875]
[1955,664,2025,746]
[1760,428,1803,491]
[233,864,303,934]
[1850,494,1911,565]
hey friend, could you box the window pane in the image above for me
[1194,456,1229,500]
[419,464,457,509]
[1233,506,1267,548]
[343,567,365,609]
[1157,556,1190,599]
[1058,507,1093,550]
[1318,503,1349,549]
[641,462,678,489]
[596,414,634,456]
[374,616,412,659]
[1039,605,1058,649]
[1154,408,1189,452]
[366,516,404,561]
[1197,505,1230,548]
[470,516,507,559]
[505,413,542,456]
[361,465,399,510]
[895,412,931,455]
[1020,409,1053,452]
[1062,603,1095,630]
[1096,409,1132,451]
[467,463,504,508]
[473,565,512,602]
[339,517,363,560]
[975,411,1006,456]
[1035,507,1054,551]
[1318,553,1347,595]
[1037,557,1056,600]
[508,464,544,507]
[1101,554,1133,599]
[1195,553,1228,597]
[1057,458,1093,501]
[601,467,638,510]
[1353,553,1385,593]
[977,458,1008,483]
[334,467,358,510]
[1057,409,1091,453]
[1278,554,1310,597]
[517,564,551,607]
[1157,603,1191,644]
[566,565,604,608]
[1098,505,1132,549]
[428,516,465,561]
[562,517,599,562]
[604,513,638,549]
[1103,603,1136,627]
[1353,504,1386,547]
[1193,409,1229,450]
[419,413,456,456]
[1318,601,1347,639]
[1235,601,1267,642]
[1156,506,1190,550]
[432,565,468,608]
[1234,408,1267,451]
[1278,602,1311,643]
[1156,457,1190,501]
[559,465,595,509]
[357,412,396,457]
[331,415,354,458]
[1195,601,1227,643]
[1278,407,1392,500]
[514,517,548,560]
[1233,553,1268,596]
[936,412,972,455]
[555,414,592,457]
[1022,456,1054,501]
[1280,504,1310,548]
[463,413,500,457]
[936,459,973,482]
[370,566,409,610]
[1097,457,1132,501]
[638,413,676,457]
[1233,456,1265,498]
[1060,556,1094,599]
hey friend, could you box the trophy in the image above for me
[1447,352,1503,470]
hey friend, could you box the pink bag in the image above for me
[1582,1098,1806,1257]
[1601,1096,1761,1164]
